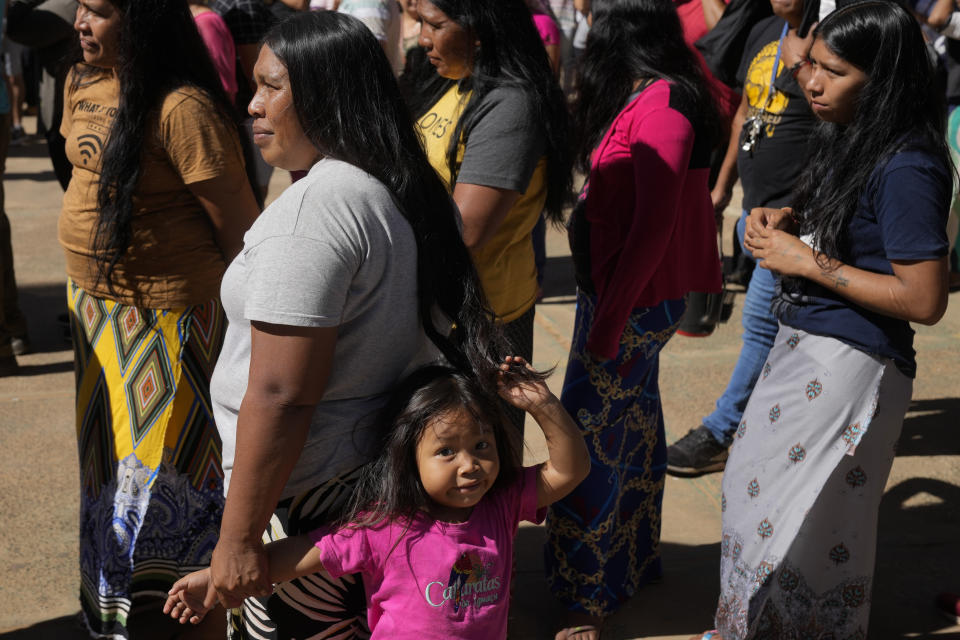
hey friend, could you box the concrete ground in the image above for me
[1,122,958,639]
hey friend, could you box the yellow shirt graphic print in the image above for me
[418,84,470,189]
[744,39,790,138]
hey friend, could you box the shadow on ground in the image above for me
[5,170,57,182]
[511,525,721,639]
[0,605,223,640]
[0,615,88,640]
[897,398,960,457]
[873,476,960,638]
[5,139,54,160]
[14,282,71,356]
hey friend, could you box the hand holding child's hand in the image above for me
[497,356,556,414]
[163,568,219,625]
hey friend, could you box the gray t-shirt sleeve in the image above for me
[242,233,359,327]
[457,86,546,193]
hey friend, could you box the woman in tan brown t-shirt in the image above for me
[62,0,259,638]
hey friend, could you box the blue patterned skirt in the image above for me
[544,292,685,616]
[68,280,226,638]
[715,325,912,639]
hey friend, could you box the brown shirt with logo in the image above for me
[59,66,247,308]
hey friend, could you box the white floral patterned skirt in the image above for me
[715,324,912,640]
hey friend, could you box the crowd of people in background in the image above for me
[0,0,957,639]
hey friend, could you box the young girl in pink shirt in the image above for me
[164,357,589,638]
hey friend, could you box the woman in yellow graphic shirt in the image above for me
[411,0,571,429]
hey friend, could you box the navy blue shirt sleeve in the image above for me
[873,151,951,261]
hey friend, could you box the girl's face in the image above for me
[417,0,476,80]
[415,408,500,522]
[248,46,322,171]
[805,38,869,125]
[74,0,122,68]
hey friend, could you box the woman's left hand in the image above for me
[744,226,813,277]
[210,537,273,608]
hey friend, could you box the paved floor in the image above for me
[1,125,958,639]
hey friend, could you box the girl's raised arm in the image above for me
[498,357,591,508]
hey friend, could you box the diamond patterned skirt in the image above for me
[67,279,226,639]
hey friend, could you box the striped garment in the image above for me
[227,466,370,640]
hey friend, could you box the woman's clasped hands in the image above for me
[743,206,813,277]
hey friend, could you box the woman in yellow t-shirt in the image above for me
[412,0,571,425]
[62,0,259,637]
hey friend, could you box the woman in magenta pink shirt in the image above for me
[547,1,722,638]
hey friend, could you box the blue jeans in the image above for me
[701,211,779,445]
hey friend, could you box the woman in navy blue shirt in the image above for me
[703,2,952,638]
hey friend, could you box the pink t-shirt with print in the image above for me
[310,466,544,639]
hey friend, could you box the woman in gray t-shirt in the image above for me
[207,11,504,638]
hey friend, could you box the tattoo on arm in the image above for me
[820,269,849,289]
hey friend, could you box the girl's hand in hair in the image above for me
[745,225,813,277]
[499,356,590,508]
[497,356,555,414]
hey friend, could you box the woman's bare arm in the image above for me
[452,182,522,251]
[745,226,949,325]
[211,322,338,606]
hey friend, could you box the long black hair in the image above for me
[79,0,259,291]
[263,11,520,385]
[408,0,571,223]
[572,0,721,174]
[792,0,953,264]
[340,366,521,528]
